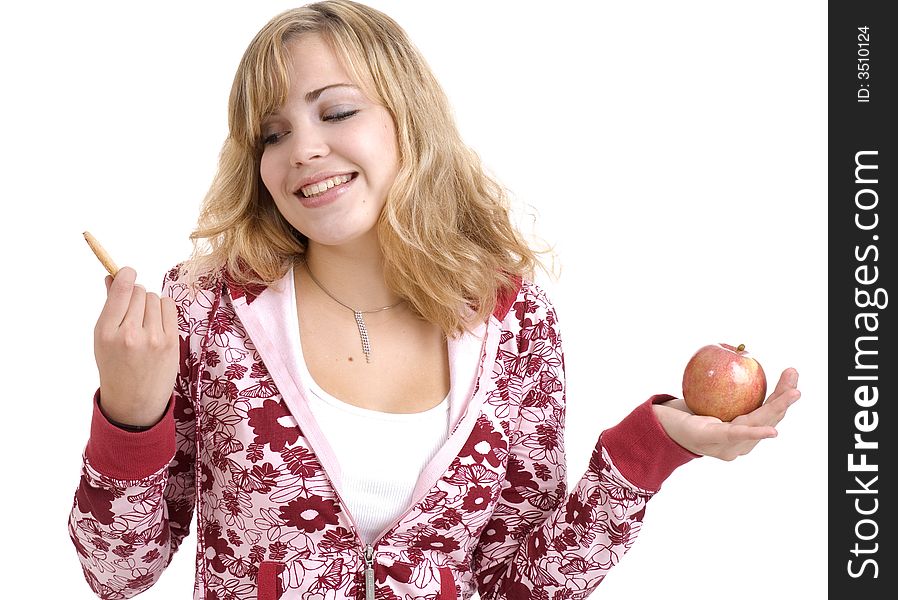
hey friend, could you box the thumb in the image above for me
[104,275,112,293]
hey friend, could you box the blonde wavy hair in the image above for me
[184,0,553,335]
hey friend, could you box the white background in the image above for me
[0,1,826,598]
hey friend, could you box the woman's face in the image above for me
[259,34,400,248]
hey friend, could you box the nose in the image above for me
[289,122,329,165]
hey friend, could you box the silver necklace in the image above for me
[303,261,404,363]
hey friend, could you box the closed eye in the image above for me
[323,109,359,122]
[261,131,289,146]
[260,109,359,145]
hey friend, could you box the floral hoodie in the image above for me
[69,264,697,600]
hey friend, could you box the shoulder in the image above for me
[161,261,224,310]
[495,279,565,379]
[495,278,560,330]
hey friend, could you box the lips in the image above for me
[294,172,357,198]
[292,172,357,209]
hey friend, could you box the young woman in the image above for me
[69,2,801,599]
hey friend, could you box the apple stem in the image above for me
[737,343,745,352]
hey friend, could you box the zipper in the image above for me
[356,337,488,549]
[293,328,492,600]
[339,455,457,600]
[316,387,481,599]
[363,544,375,600]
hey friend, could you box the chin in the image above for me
[300,224,379,249]
[277,197,384,249]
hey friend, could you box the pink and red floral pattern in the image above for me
[70,266,695,600]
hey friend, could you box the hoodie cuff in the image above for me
[599,394,700,492]
[85,388,177,481]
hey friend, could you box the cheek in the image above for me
[344,110,399,179]
[370,118,400,184]
[259,152,280,195]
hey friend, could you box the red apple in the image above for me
[681,343,767,422]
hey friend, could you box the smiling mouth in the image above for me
[298,173,357,198]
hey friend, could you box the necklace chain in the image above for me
[302,261,404,363]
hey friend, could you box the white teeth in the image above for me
[300,174,352,197]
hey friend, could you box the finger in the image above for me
[98,266,138,328]
[104,275,112,293]
[161,296,179,338]
[143,292,162,333]
[736,388,800,427]
[767,368,799,401]
[770,388,802,424]
[122,284,148,329]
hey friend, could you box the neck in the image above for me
[301,233,402,310]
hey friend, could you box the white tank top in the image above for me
[299,360,450,545]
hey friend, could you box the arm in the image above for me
[472,284,697,599]
[69,266,197,598]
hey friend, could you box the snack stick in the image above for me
[83,231,120,277]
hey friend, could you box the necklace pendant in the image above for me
[353,311,372,363]
[302,262,402,365]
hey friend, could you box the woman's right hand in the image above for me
[93,267,180,427]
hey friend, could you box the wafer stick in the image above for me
[82,231,120,277]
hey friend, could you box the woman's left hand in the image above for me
[652,368,801,460]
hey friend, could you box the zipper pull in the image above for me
[363,544,375,600]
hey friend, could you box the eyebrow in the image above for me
[262,83,361,123]
[304,83,359,103]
